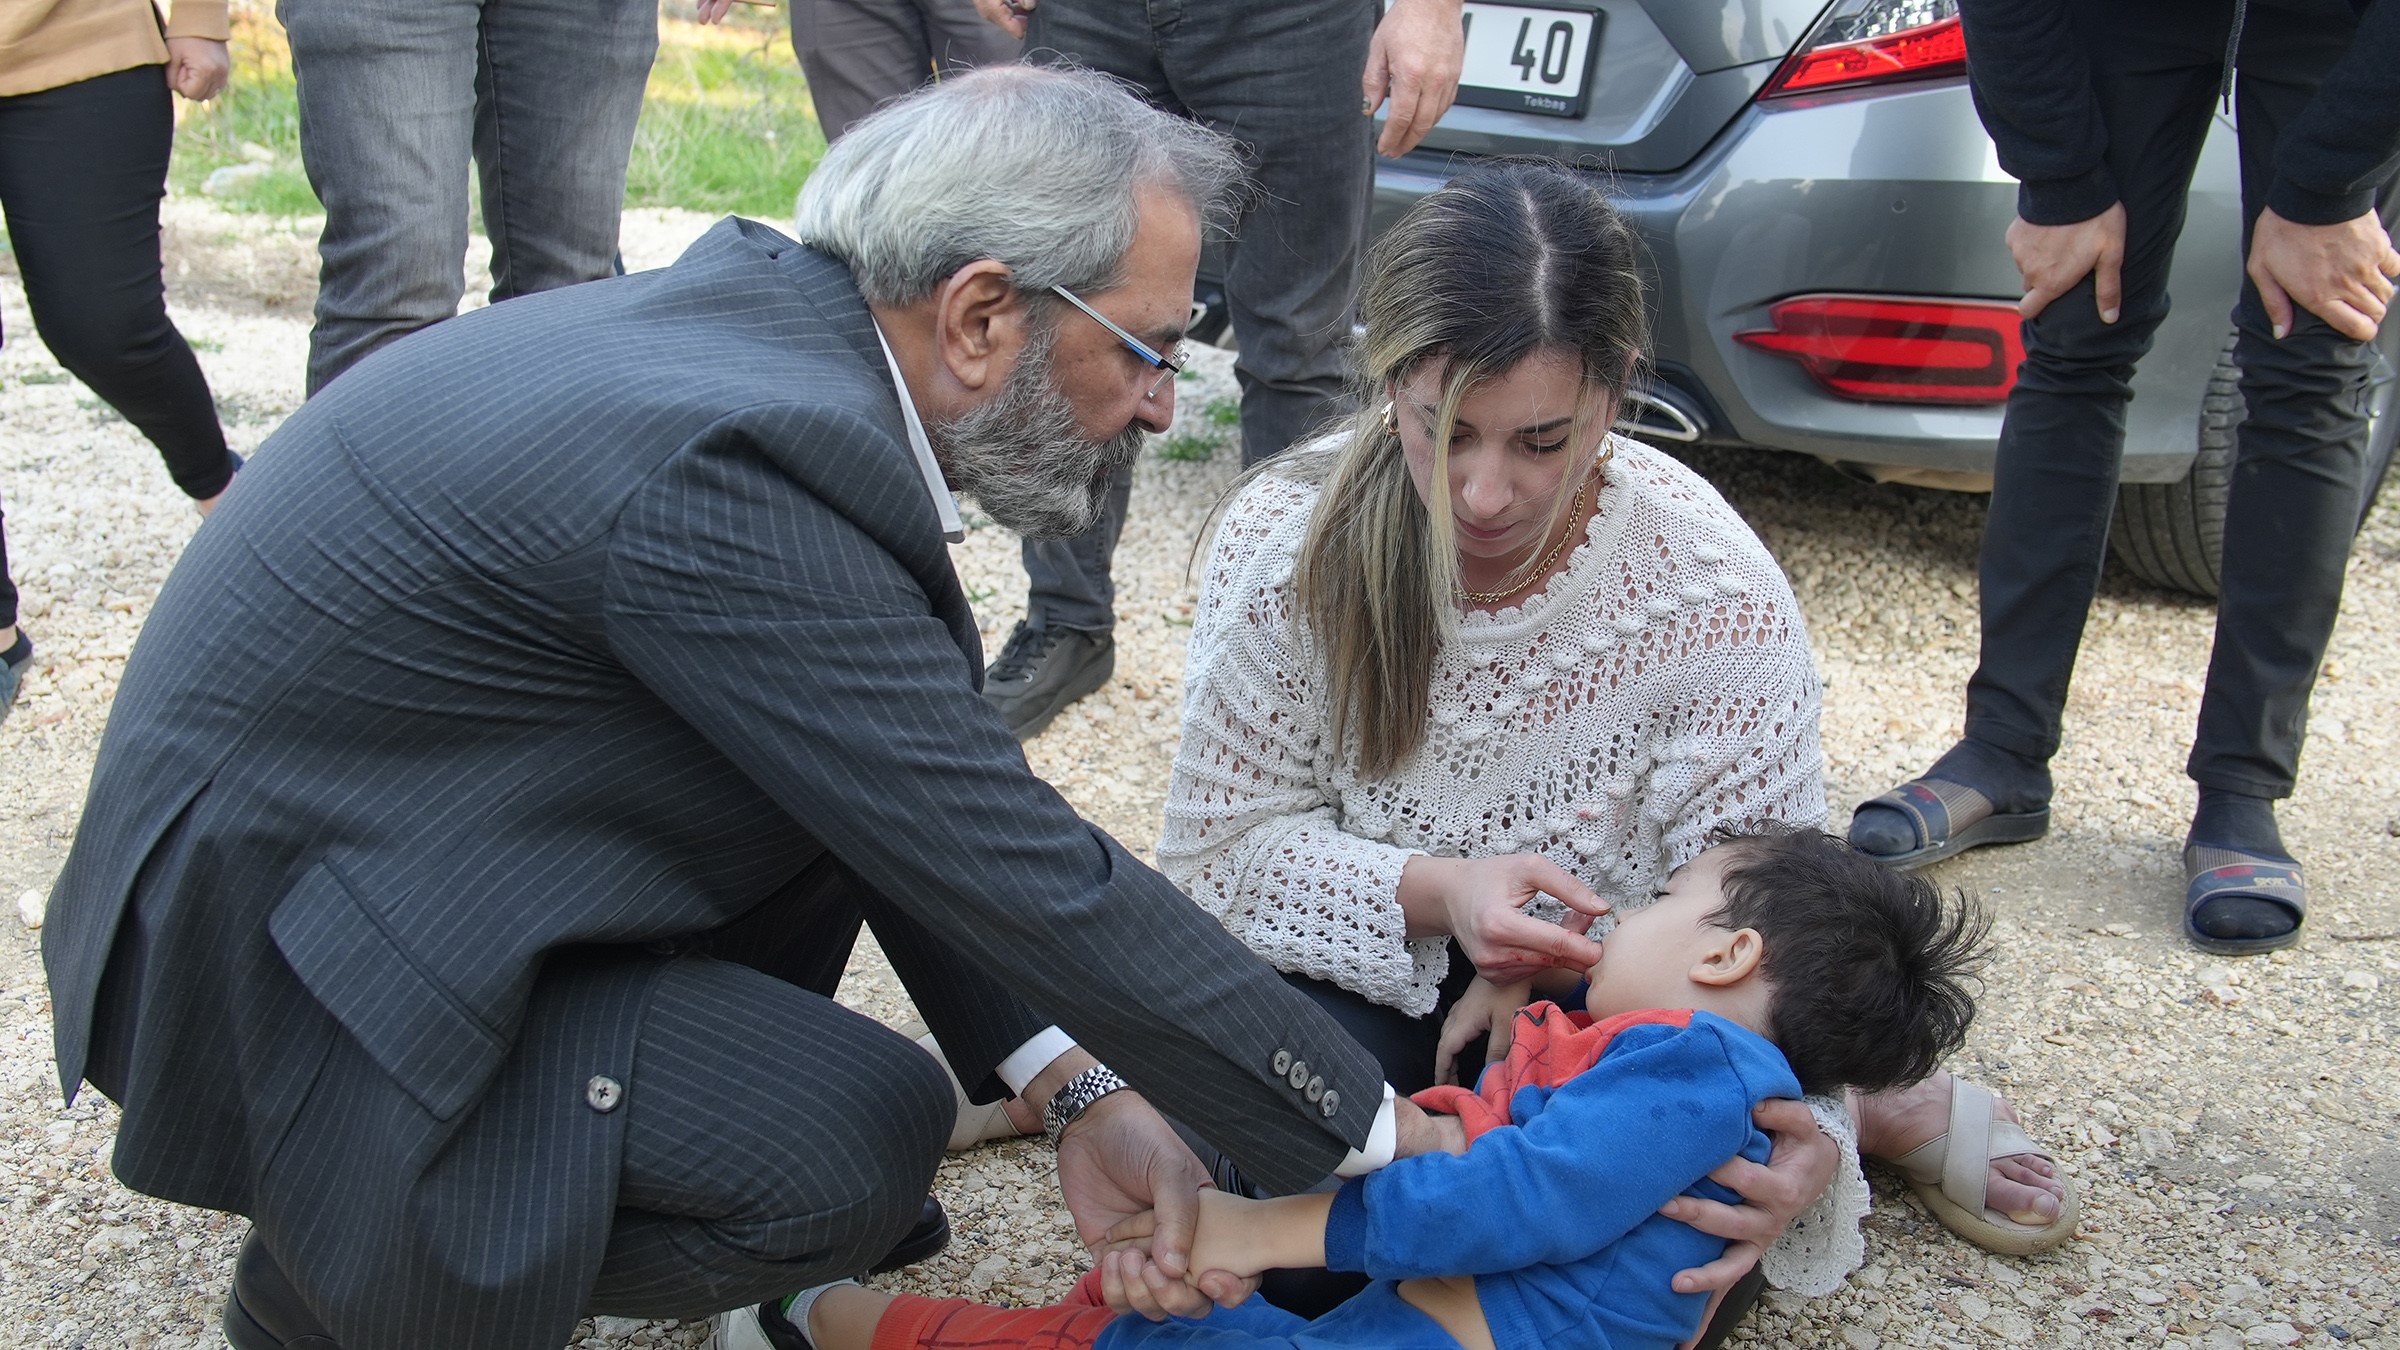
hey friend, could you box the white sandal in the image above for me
[1886,1077,2080,1255]
[913,1032,1034,1151]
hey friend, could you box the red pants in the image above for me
[870,1269,1119,1350]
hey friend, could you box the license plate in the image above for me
[1451,2,1604,119]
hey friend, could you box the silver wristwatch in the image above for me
[1042,1064,1130,1148]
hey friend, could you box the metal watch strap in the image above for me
[1042,1064,1130,1148]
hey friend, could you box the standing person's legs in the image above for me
[1161,0,1373,467]
[0,68,238,502]
[2180,7,2384,949]
[916,0,1020,76]
[791,0,935,144]
[279,0,481,395]
[1851,9,2229,862]
[474,0,656,303]
[991,6,1178,738]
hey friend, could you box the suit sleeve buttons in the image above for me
[586,1075,624,1113]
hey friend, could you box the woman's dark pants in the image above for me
[0,65,236,629]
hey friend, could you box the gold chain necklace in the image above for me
[1459,476,1592,606]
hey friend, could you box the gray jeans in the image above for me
[791,0,1019,142]
[280,0,657,396]
[1019,0,1375,634]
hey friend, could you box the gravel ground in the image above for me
[2,199,2395,1350]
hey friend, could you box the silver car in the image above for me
[1198,0,2398,597]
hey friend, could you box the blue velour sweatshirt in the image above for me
[1321,1010,1802,1350]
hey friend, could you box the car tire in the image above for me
[2109,325,2400,598]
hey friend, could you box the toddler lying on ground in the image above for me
[759,828,1990,1350]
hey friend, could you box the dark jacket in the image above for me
[1958,0,2400,225]
[42,217,1380,1349]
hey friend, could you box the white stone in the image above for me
[968,1255,1009,1292]
[2341,969,2379,993]
[16,889,44,930]
[2235,1174,2278,1191]
[202,162,273,197]
[1959,1292,1993,1322]
[1840,1327,1882,1350]
[2243,1324,2300,1346]
[1987,1311,2039,1344]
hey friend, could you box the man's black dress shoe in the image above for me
[222,1231,343,1349]
[869,1196,950,1273]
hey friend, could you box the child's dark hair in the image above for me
[1706,827,1990,1096]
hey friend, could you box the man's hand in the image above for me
[2249,206,2400,342]
[2007,202,2126,324]
[973,0,1033,39]
[1055,1091,1257,1316]
[1391,1095,1469,1158]
[1362,0,1464,157]
[1657,1098,1838,1294]
[164,37,230,103]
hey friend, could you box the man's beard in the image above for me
[930,323,1149,540]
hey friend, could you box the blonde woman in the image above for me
[1159,163,2077,1318]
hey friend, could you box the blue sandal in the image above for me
[2183,845,2306,955]
[1853,777,2050,871]
[0,629,32,722]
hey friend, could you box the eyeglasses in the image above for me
[1049,284,1187,400]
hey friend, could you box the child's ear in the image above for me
[1689,928,1765,986]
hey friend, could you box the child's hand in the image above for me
[1434,976,1531,1086]
[1102,1197,1264,1315]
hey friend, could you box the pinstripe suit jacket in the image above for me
[41,218,1381,1348]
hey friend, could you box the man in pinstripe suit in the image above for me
[42,66,1821,1350]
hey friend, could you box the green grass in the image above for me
[166,13,316,214]
[627,24,826,217]
[1154,397,1241,462]
[168,7,823,219]
[1154,433,1219,462]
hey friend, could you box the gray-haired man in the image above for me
[43,67,1477,1350]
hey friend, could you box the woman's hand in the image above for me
[1657,1098,1839,1294]
[164,37,230,103]
[1397,854,1608,984]
[1432,976,1530,1086]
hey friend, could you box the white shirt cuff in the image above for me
[995,1025,1078,1096]
[1332,1083,1399,1177]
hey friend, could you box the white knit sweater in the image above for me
[1159,438,1860,1290]
[1159,435,1829,1018]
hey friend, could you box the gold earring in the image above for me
[1380,401,1398,435]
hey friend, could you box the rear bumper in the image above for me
[1372,76,2244,485]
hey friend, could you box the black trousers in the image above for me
[1965,0,2388,800]
[0,65,237,629]
[585,852,1038,1319]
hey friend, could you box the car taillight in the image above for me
[1761,0,1966,99]
[1735,295,2024,404]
